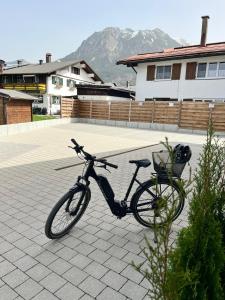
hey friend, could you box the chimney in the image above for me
[39,59,43,65]
[200,15,210,47]
[46,53,52,63]
[17,60,22,67]
[0,60,5,74]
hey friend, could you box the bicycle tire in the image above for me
[45,186,91,239]
[131,178,185,227]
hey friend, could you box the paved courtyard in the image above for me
[0,123,206,299]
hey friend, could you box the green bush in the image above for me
[133,128,225,300]
[168,127,225,299]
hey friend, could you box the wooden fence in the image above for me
[61,99,225,131]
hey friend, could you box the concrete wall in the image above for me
[135,55,225,101]
[0,117,79,136]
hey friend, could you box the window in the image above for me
[71,67,80,75]
[52,76,63,86]
[207,63,217,77]
[67,79,76,88]
[52,96,60,104]
[218,62,225,77]
[197,63,207,78]
[156,65,171,80]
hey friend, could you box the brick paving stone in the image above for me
[88,249,110,264]
[60,236,82,249]
[84,261,109,279]
[123,241,142,255]
[101,270,127,291]
[0,260,16,277]
[92,239,112,251]
[69,253,92,269]
[121,265,143,284]
[3,268,28,288]
[75,242,96,256]
[48,258,72,275]
[36,251,58,266]
[94,229,114,241]
[79,295,94,300]
[3,247,25,263]
[0,241,14,255]
[0,285,18,300]
[104,256,127,273]
[26,263,52,282]
[32,289,59,300]
[15,278,43,300]
[14,255,38,272]
[13,237,34,250]
[55,282,84,300]
[107,245,128,259]
[97,287,126,300]
[55,246,77,260]
[23,244,43,257]
[79,276,106,298]
[62,266,88,285]
[40,272,66,293]
[120,280,147,300]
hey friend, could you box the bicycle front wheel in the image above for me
[131,178,185,227]
[45,186,91,239]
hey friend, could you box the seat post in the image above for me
[124,166,140,202]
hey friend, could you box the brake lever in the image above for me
[96,164,111,173]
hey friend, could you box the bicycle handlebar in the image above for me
[70,139,118,169]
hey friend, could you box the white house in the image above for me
[117,16,225,103]
[0,55,103,114]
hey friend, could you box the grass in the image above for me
[33,115,57,121]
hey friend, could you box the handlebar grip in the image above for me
[71,138,79,147]
[106,162,118,169]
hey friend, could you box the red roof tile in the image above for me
[117,42,225,65]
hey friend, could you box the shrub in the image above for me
[32,107,42,114]
[41,107,47,115]
[167,126,225,300]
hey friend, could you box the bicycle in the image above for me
[45,139,191,239]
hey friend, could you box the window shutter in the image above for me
[147,65,155,81]
[186,62,197,80]
[172,63,181,80]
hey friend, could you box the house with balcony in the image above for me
[117,16,225,103]
[0,54,103,114]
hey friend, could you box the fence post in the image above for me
[177,101,182,128]
[108,101,111,120]
[128,100,132,122]
[60,97,63,118]
[90,101,92,119]
[152,100,155,123]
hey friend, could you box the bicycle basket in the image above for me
[152,150,186,178]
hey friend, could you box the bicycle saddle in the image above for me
[129,159,151,168]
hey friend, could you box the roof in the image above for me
[2,59,103,82]
[76,83,135,94]
[117,42,225,65]
[0,89,37,101]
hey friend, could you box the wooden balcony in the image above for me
[2,83,46,93]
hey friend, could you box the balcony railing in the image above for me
[2,83,46,93]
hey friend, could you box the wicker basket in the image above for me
[152,150,186,178]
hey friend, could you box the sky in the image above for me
[1,0,225,62]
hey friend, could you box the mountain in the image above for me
[63,27,182,85]
[5,59,30,69]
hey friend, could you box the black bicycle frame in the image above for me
[77,160,157,218]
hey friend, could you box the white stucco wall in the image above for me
[135,55,225,101]
[78,95,131,101]
[47,63,96,97]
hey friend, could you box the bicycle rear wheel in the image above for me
[131,178,185,227]
[45,186,90,239]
